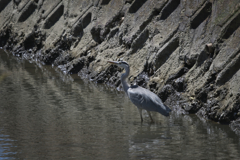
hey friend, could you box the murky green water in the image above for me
[0,49,240,160]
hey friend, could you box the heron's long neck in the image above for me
[121,66,130,93]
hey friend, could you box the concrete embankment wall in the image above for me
[0,0,240,129]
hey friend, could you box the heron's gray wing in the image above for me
[127,86,158,110]
[127,86,171,116]
[127,86,146,108]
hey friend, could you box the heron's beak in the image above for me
[107,61,119,65]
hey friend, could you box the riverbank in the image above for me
[0,0,240,133]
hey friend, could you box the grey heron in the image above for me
[108,60,171,122]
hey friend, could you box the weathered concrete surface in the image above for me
[0,0,240,131]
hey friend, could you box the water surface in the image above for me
[0,49,240,159]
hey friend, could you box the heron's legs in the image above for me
[138,108,143,122]
[147,111,154,123]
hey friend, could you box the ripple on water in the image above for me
[0,49,240,160]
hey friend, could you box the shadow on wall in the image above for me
[160,0,180,20]
[221,12,240,40]
[190,2,212,29]
[0,0,11,13]
[128,0,147,13]
[18,2,38,22]
[43,4,64,29]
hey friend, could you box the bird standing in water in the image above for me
[107,60,171,123]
